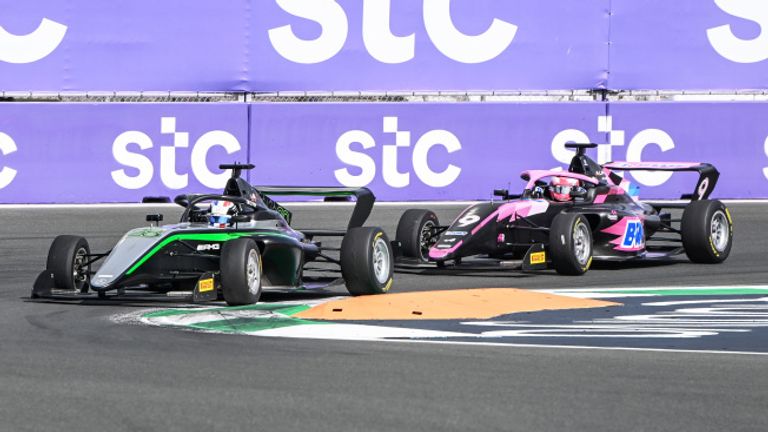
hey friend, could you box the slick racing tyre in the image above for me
[396,209,439,262]
[681,199,733,264]
[47,235,91,292]
[341,227,394,296]
[549,213,593,275]
[220,238,262,306]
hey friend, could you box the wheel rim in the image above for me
[419,220,436,260]
[246,249,261,295]
[72,247,88,289]
[572,222,591,265]
[710,210,730,252]
[372,237,391,284]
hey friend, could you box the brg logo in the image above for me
[0,18,67,64]
[334,116,462,188]
[111,117,242,190]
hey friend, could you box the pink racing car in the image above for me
[395,143,732,275]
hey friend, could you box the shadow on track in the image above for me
[22,289,344,309]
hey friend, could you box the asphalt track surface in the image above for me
[1,203,767,431]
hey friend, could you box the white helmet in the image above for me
[208,200,235,227]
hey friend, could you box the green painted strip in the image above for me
[189,316,322,333]
[142,303,310,319]
[126,230,294,275]
[596,288,768,297]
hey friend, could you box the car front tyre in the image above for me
[396,209,439,262]
[47,235,91,292]
[220,238,262,306]
[549,213,593,276]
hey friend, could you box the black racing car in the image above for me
[33,164,394,304]
[395,143,732,275]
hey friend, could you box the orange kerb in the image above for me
[294,288,620,321]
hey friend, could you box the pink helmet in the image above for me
[549,176,580,202]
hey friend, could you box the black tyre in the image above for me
[681,200,733,263]
[220,238,262,306]
[396,209,439,262]
[46,235,90,292]
[549,213,593,275]
[341,227,394,296]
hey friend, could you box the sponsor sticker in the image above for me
[198,278,214,293]
[621,219,645,249]
[445,231,468,236]
[529,251,546,265]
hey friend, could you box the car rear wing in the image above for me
[602,161,720,201]
[254,186,375,230]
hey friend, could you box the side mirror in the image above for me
[570,187,588,198]
[231,215,251,224]
[146,214,163,227]
[146,214,163,223]
[493,189,510,199]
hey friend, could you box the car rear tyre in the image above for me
[341,227,394,296]
[681,200,733,264]
[549,213,593,275]
[46,235,91,292]
[220,238,262,306]
[396,209,439,262]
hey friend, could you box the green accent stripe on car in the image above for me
[125,231,294,275]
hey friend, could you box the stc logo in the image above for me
[335,117,462,188]
[0,18,67,64]
[708,0,768,63]
[0,132,17,189]
[111,117,241,190]
[764,135,768,181]
[551,116,677,187]
[269,0,517,64]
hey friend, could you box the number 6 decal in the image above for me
[457,210,480,227]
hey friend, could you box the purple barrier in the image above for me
[249,102,609,201]
[611,1,768,90]
[0,0,608,92]
[0,104,249,203]
[606,102,768,198]
[250,0,609,91]
[250,102,768,200]
[1,102,764,203]
[0,1,247,91]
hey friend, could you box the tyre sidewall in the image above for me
[682,200,733,263]
[342,227,394,295]
[220,238,262,305]
[47,235,90,290]
[396,209,438,262]
[549,214,592,275]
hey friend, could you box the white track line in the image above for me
[389,339,768,357]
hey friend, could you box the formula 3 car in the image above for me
[32,164,394,304]
[395,143,733,275]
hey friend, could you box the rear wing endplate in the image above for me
[602,162,720,200]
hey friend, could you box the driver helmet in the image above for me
[208,200,235,228]
[549,176,580,202]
